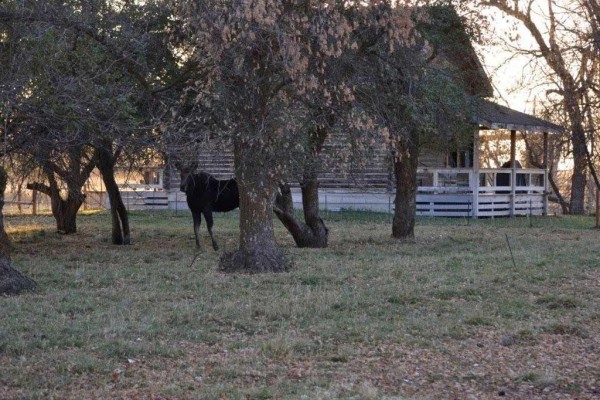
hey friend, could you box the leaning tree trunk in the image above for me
[97,149,130,245]
[392,139,418,239]
[0,166,36,295]
[219,140,291,273]
[274,176,328,248]
[274,123,329,248]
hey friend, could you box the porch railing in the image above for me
[416,167,546,194]
[416,167,548,217]
[477,168,546,194]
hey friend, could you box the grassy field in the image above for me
[1,210,599,399]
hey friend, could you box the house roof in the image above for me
[445,47,494,98]
[474,99,564,134]
[417,6,564,134]
[417,5,494,97]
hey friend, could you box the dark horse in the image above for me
[180,171,239,250]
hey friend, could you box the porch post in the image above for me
[510,130,516,217]
[471,127,480,218]
[543,131,549,215]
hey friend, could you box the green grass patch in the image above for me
[1,211,599,398]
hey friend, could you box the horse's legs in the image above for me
[203,210,218,251]
[192,210,202,248]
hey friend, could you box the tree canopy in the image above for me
[479,0,600,214]
[0,0,497,271]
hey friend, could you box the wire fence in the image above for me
[3,190,107,215]
[0,187,585,221]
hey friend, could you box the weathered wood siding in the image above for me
[166,143,394,192]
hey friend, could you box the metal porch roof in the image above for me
[474,100,564,135]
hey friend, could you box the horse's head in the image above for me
[180,171,211,194]
[180,171,193,193]
[177,161,199,193]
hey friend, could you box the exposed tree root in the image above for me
[219,248,293,274]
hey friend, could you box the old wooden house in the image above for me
[110,7,564,217]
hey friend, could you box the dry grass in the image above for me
[1,210,599,399]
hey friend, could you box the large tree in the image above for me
[173,0,378,272]
[1,0,176,239]
[481,0,593,214]
[1,19,101,234]
[274,120,332,249]
[174,1,474,251]
[272,2,407,248]
[0,0,115,234]
[272,55,353,249]
[354,4,475,239]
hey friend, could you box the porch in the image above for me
[412,99,562,218]
[416,167,547,217]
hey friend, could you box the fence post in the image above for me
[529,199,533,228]
[467,198,471,225]
[471,170,479,219]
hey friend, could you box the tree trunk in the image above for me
[54,198,82,234]
[548,171,570,215]
[0,257,37,295]
[0,166,36,295]
[487,2,588,214]
[274,122,330,248]
[522,136,570,214]
[219,140,291,273]
[392,139,418,239]
[97,149,130,245]
[27,180,84,234]
[564,93,588,215]
[274,177,328,248]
